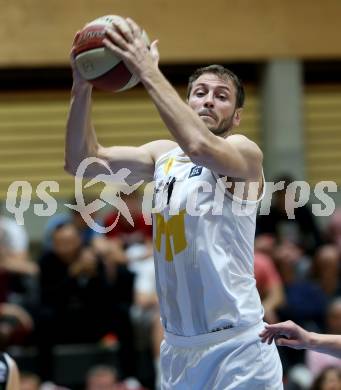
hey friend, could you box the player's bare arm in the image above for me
[103,18,262,182]
[260,320,341,359]
[65,32,176,183]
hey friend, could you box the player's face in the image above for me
[188,73,241,136]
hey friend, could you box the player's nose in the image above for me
[203,92,214,108]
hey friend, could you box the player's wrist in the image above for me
[72,80,93,94]
[308,331,320,351]
[139,64,163,90]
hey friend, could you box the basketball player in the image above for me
[260,320,341,359]
[0,353,20,390]
[66,18,283,389]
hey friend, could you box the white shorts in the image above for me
[160,321,283,390]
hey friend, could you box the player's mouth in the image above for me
[198,110,217,121]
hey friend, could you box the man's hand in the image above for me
[259,320,311,349]
[103,17,159,79]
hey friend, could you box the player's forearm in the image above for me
[65,83,100,174]
[141,68,213,158]
[309,332,341,358]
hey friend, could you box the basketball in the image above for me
[73,15,150,92]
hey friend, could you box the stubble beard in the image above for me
[208,113,235,137]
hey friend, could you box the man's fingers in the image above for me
[112,20,134,43]
[275,337,299,348]
[265,325,292,337]
[276,338,288,346]
[105,28,130,51]
[259,328,276,343]
[102,38,126,59]
[264,324,282,331]
[126,17,142,38]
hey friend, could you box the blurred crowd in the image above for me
[0,177,341,390]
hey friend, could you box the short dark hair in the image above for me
[187,65,245,108]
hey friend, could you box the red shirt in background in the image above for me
[254,252,282,299]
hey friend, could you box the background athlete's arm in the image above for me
[65,36,175,183]
[260,320,341,359]
[103,19,262,181]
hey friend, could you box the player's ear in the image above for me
[233,108,242,127]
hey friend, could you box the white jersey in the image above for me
[152,146,264,336]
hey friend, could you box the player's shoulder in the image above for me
[226,134,263,159]
[141,139,178,163]
[226,133,260,149]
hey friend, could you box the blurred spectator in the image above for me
[37,223,114,379]
[0,213,39,325]
[0,217,36,349]
[273,240,328,375]
[39,223,112,342]
[85,365,147,390]
[326,208,341,256]
[20,372,41,390]
[257,175,323,254]
[126,243,162,388]
[311,367,341,390]
[42,198,106,253]
[0,303,33,349]
[0,214,37,275]
[102,241,136,379]
[306,299,341,379]
[254,234,276,258]
[254,251,285,324]
[311,245,341,299]
[0,213,38,307]
[38,222,136,381]
[0,352,20,390]
[85,365,117,390]
[104,192,152,248]
[274,241,328,329]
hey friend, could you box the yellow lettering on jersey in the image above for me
[164,157,174,174]
[154,210,187,261]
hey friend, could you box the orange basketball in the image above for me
[74,15,149,92]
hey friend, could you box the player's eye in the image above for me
[195,90,205,97]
